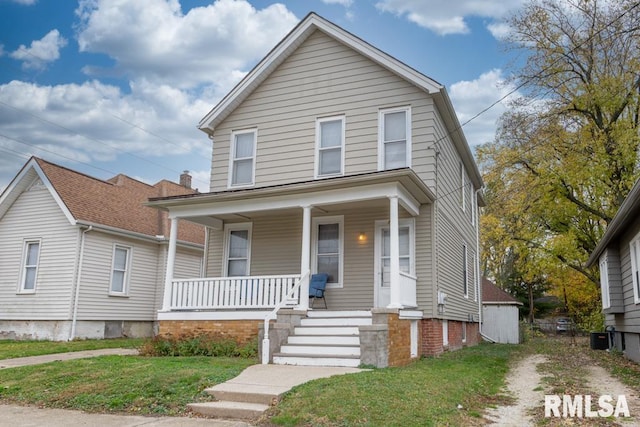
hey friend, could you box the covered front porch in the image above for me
[148,170,434,365]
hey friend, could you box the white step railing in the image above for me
[399,271,417,308]
[169,274,301,310]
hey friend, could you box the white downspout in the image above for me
[161,217,179,311]
[475,188,483,333]
[70,225,92,341]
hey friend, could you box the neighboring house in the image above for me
[0,157,204,341]
[148,13,484,367]
[482,278,522,344]
[588,177,640,363]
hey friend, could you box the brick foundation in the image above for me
[421,319,480,356]
[158,320,261,345]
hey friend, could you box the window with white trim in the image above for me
[312,216,344,288]
[229,129,257,187]
[224,223,252,277]
[599,256,611,309]
[462,322,467,343]
[19,239,41,293]
[110,245,131,295]
[443,320,449,346]
[379,107,411,170]
[463,243,469,297]
[380,219,416,288]
[630,235,640,304]
[316,116,345,177]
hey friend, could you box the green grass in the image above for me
[267,343,518,427]
[0,338,144,360]
[0,355,255,416]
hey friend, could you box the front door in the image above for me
[374,220,412,307]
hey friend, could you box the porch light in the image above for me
[358,232,367,242]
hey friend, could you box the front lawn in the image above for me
[267,343,518,426]
[0,355,255,416]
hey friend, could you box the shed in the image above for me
[482,278,522,344]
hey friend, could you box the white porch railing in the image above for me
[399,272,417,308]
[168,274,301,310]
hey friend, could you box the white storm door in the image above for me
[375,220,412,308]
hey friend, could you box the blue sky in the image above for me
[0,0,525,192]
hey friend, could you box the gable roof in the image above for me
[0,157,204,246]
[198,12,483,190]
[482,278,522,305]
[587,177,640,267]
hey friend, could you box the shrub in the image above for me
[139,334,258,358]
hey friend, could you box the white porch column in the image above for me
[388,195,402,308]
[161,216,179,311]
[298,205,312,310]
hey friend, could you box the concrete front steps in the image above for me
[188,364,365,421]
[187,384,274,420]
[273,310,372,367]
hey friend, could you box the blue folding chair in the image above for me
[309,273,329,309]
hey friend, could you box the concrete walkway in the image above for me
[0,349,363,424]
[0,348,139,369]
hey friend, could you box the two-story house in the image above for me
[148,13,484,368]
[0,157,204,341]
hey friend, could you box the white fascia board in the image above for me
[167,182,418,219]
[0,158,76,225]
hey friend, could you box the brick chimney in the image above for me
[179,170,192,189]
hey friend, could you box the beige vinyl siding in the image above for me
[210,30,438,191]
[155,245,204,310]
[415,204,434,312]
[76,232,160,320]
[0,184,77,320]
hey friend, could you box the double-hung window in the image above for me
[379,107,411,170]
[313,216,344,288]
[315,116,345,177]
[224,223,252,277]
[630,235,640,304]
[19,239,41,293]
[229,129,257,187]
[110,245,131,295]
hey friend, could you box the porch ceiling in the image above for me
[147,169,433,226]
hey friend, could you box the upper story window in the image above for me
[315,116,345,178]
[229,129,257,188]
[224,223,252,277]
[379,106,411,170]
[110,245,131,295]
[19,239,41,293]
[630,235,640,304]
[599,256,611,309]
[460,161,466,212]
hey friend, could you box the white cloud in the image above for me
[9,0,37,4]
[10,29,67,70]
[321,0,353,6]
[449,69,519,146]
[74,0,298,89]
[375,0,524,36]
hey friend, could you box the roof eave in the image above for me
[198,12,443,135]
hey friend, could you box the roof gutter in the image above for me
[74,220,204,250]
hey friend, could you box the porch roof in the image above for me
[147,169,434,227]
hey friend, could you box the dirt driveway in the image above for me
[484,336,640,426]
